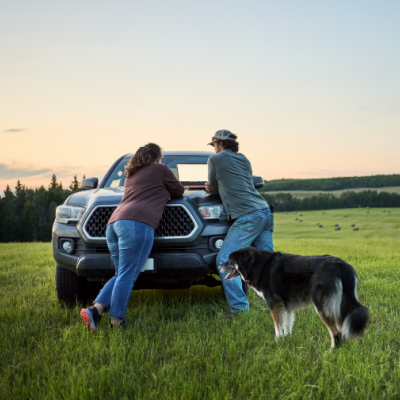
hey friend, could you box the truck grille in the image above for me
[155,206,195,237]
[84,205,196,239]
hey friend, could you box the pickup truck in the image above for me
[52,151,265,305]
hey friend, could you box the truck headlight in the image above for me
[56,205,86,224]
[198,204,228,221]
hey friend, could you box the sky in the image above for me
[1,0,399,194]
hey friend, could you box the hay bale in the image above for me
[344,215,347,217]
[299,214,303,216]
[299,219,303,222]
[335,223,339,227]
[335,226,340,230]
[285,212,288,214]
[351,223,355,227]
[295,218,298,221]
[353,226,359,231]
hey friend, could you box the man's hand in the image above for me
[205,182,215,192]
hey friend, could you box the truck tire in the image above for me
[55,265,100,307]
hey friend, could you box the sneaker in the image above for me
[80,307,102,332]
[223,309,246,319]
[109,320,128,330]
[223,310,235,319]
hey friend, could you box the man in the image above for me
[206,130,274,314]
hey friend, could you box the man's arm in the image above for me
[206,157,219,194]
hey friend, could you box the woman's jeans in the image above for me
[216,207,274,312]
[94,220,154,319]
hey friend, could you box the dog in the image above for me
[219,247,369,348]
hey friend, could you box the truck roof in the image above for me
[123,151,214,158]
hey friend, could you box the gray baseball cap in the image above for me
[207,130,237,146]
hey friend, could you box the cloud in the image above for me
[3,128,24,132]
[0,163,52,179]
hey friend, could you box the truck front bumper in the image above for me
[52,220,227,282]
[75,252,218,279]
[53,238,219,281]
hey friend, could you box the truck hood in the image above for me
[66,187,125,207]
[66,187,217,208]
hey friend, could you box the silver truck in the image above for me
[52,151,264,305]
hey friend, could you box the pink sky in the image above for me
[1,1,399,194]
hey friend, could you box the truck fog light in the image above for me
[215,239,224,249]
[62,241,72,254]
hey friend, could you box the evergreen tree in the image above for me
[0,176,76,242]
[23,200,38,242]
[49,173,58,189]
[0,185,18,242]
[69,175,80,192]
[14,180,27,237]
[15,180,27,213]
[35,186,49,232]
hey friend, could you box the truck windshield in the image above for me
[103,154,210,188]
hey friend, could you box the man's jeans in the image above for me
[94,220,154,319]
[217,207,274,312]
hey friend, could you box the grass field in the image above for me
[260,186,400,199]
[273,207,400,239]
[1,208,400,399]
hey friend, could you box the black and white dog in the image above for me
[219,247,369,348]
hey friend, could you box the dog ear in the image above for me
[249,249,256,265]
[236,247,257,280]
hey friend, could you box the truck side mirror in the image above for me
[253,176,264,189]
[81,177,98,190]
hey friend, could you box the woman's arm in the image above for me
[163,166,185,198]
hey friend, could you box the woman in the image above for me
[80,143,184,331]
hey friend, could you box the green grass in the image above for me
[1,208,400,399]
[273,207,400,240]
[261,186,400,199]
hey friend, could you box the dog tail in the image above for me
[341,276,369,339]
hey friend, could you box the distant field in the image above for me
[273,207,400,240]
[1,208,400,399]
[261,186,400,199]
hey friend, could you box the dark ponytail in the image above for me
[124,143,163,178]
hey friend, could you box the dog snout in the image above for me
[218,262,231,273]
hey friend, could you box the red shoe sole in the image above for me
[80,309,95,332]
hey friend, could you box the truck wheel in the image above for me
[55,265,100,307]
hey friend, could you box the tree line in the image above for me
[262,190,400,212]
[0,175,83,243]
[1,176,400,242]
[263,174,400,192]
